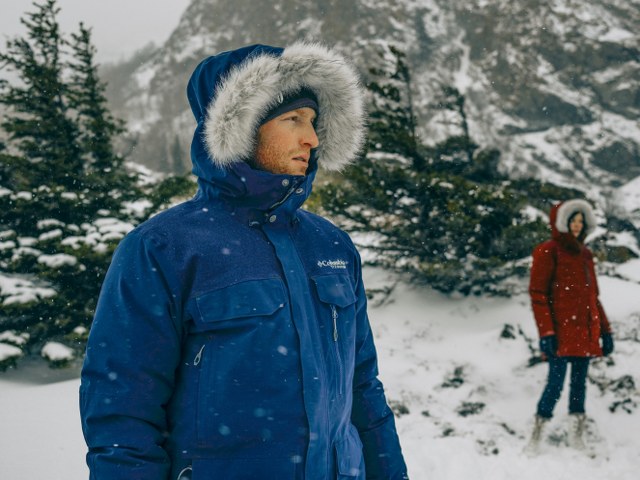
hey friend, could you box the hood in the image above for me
[186,42,365,216]
[549,199,597,249]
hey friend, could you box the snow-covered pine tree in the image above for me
[0,0,83,227]
[0,0,141,370]
[67,22,141,215]
[314,44,566,295]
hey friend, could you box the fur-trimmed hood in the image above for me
[552,199,597,236]
[187,43,365,175]
[549,199,597,250]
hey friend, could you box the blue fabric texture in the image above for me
[80,44,408,480]
[536,357,590,418]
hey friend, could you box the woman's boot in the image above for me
[569,413,587,450]
[524,415,548,455]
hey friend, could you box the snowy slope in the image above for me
[1,266,639,479]
[373,270,640,479]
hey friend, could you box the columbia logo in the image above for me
[317,259,348,269]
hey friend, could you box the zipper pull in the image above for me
[331,305,338,341]
[176,465,192,480]
[193,344,205,366]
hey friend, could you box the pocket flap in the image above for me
[335,426,365,477]
[312,275,357,308]
[195,278,286,323]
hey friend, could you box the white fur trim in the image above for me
[555,199,597,235]
[204,42,365,171]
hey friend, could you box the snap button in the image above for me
[295,188,304,194]
[282,179,290,187]
[269,215,277,223]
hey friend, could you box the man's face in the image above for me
[569,212,584,238]
[253,107,319,176]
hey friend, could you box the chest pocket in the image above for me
[312,274,357,308]
[192,277,286,332]
[312,274,358,395]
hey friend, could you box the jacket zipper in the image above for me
[194,344,207,443]
[194,344,205,366]
[331,305,344,395]
[176,465,192,480]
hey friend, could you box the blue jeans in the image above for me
[536,356,590,418]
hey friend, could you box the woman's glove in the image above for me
[539,335,557,358]
[601,333,614,356]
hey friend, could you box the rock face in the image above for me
[104,0,640,206]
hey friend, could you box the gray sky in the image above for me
[1,0,191,63]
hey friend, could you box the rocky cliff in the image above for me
[103,0,640,218]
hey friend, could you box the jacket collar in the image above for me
[193,143,317,225]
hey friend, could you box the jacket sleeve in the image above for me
[586,249,612,334]
[350,251,409,480]
[529,243,556,338]
[79,231,184,480]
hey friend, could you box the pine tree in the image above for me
[314,45,570,295]
[67,22,140,214]
[366,45,421,168]
[0,1,142,369]
[0,0,84,228]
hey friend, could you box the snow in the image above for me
[41,342,75,362]
[0,343,22,363]
[93,217,135,236]
[0,273,56,305]
[37,228,63,241]
[606,232,640,257]
[122,198,153,218]
[133,63,159,90]
[615,175,640,226]
[0,266,639,479]
[0,331,28,346]
[0,376,86,478]
[598,27,635,43]
[37,253,78,268]
[18,237,37,247]
[60,217,135,252]
[616,259,640,283]
[36,219,65,229]
[60,192,78,200]
[14,191,32,200]
[0,240,16,250]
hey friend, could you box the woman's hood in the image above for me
[550,199,597,243]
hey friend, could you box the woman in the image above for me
[526,199,614,452]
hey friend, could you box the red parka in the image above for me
[529,200,612,357]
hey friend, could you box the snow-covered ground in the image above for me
[1,267,639,479]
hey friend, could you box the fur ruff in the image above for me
[204,42,365,171]
[555,199,597,235]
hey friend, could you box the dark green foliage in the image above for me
[0,0,83,207]
[0,1,145,368]
[146,174,197,212]
[67,22,141,213]
[366,45,420,167]
[314,45,577,295]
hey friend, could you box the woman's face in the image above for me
[569,212,584,238]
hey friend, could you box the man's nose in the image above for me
[302,124,319,149]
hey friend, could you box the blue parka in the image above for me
[80,43,408,480]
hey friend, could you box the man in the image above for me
[80,42,409,479]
